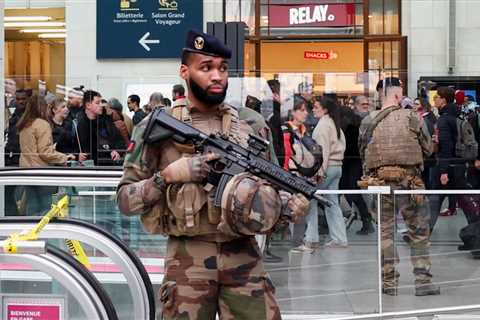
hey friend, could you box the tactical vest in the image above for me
[365,109,423,171]
[160,104,247,240]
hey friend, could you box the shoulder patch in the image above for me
[124,125,146,165]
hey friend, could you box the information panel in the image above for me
[3,296,65,320]
[97,0,203,59]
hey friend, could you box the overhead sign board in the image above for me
[97,0,203,59]
[268,4,355,28]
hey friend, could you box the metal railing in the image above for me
[1,168,480,319]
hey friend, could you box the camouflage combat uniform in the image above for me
[117,103,282,319]
[359,106,434,291]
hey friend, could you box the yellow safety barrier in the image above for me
[2,195,91,269]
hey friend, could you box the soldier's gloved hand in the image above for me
[279,191,310,223]
[161,153,220,184]
[288,193,310,223]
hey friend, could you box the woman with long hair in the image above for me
[311,96,348,247]
[17,95,73,215]
[284,98,322,253]
[50,98,75,154]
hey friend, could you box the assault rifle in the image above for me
[144,109,332,208]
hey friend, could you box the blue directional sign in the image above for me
[97,0,203,59]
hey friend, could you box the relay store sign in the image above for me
[97,0,203,59]
[268,4,355,27]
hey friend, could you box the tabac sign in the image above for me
[268,4,355,28]
[98,0,203,59]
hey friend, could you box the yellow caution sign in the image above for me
[3,195,91,269]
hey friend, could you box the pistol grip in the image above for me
[214,174,232,207]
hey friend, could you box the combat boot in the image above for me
[415,284,440,296]
[382,287,398,296]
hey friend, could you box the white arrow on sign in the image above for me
[139,32,160,52]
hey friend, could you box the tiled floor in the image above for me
[266,213,480,318]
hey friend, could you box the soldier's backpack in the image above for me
[456,117,478,160]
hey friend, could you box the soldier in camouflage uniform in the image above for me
[117,30,309,319]
[359,77,440,296]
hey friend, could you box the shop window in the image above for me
[4,7,66,93]
[368,0,400,35]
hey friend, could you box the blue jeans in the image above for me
[305,166,347,244]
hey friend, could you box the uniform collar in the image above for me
[188,103,229,116]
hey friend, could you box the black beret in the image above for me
[183,30,232,59]
[376,77,402,91]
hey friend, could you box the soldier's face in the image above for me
[181,54,229,107]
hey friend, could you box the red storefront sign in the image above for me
[268,4,356,28]
[304,51,338,60]
[6,304,61,320]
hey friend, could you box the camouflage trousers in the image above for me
[159,236,281,320]
[378,174,433,289]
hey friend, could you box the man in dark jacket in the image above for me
[266,80,285,164]
[467,108,480,188]
[73,90,125,166]
[339,96,374,234]
[127,94,146,125]
[5,90,28,166]
[430,86,464,231]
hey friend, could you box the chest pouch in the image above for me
[166,183,207,235]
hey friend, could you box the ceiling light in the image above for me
[5,16,52,22]
[5,22,66,28]
[38,33,67,39]
[20,28,67,33]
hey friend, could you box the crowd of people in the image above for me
[3,84,187,215]
[252,80,480,258]
[4,77,480,257]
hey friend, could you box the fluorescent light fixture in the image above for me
[5,16,52,22]
[38,33,66,39]
[20,28,67,33]
[5,22,66,28]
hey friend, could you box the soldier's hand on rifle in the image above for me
[161,153,220,184]
[288,194,310,223]
[279,191,309,223]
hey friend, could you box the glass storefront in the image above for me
[227,0,404,96]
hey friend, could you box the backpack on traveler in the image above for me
[456,116,478,160]
[282,124,323,177]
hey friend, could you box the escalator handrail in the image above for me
[46,245,119,320]
[0,248,110,319]
[0,217,156,320]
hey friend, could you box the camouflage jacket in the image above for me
[116,103,282,240]
[358,107,433,174]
